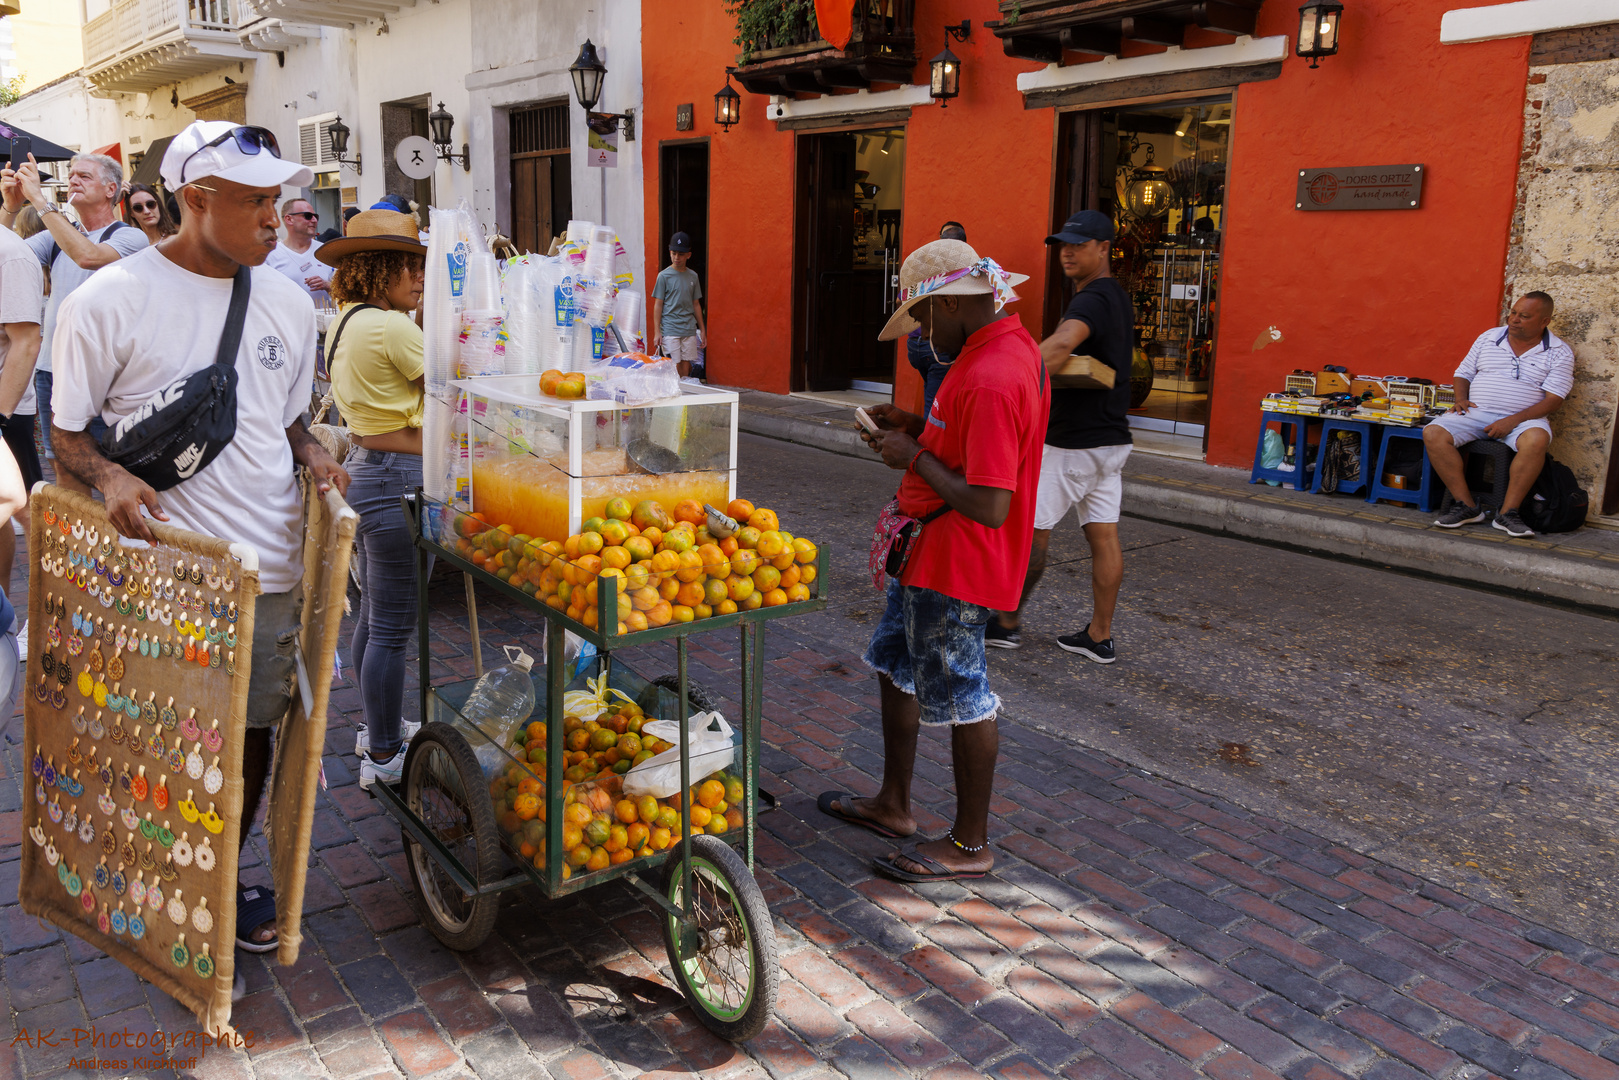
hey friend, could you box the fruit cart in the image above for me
[377,491,828,1042]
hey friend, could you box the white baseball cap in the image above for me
[160,120,313,191]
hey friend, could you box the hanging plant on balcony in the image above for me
[726,0,820,63]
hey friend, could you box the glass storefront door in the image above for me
[1052,98,1230,452]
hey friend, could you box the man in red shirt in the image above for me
[817,240,1046,882]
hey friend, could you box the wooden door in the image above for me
[658,141,710,293]
[509,103,571,255]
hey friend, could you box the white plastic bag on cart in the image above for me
[622,710,735,798]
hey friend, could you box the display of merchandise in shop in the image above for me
[1262,366,1454,426]
[20,488,262,1035]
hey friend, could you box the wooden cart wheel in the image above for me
[400,723,502,951]
[659,834,779,1042]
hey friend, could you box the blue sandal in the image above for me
[235,884,278,953]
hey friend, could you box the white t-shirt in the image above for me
[51,247,316,592]
[26,221,149,374]
[0,227,44,414]
[264,239,331,302]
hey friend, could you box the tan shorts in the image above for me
[662,335,703,370]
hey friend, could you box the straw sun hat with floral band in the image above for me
[315,208,427,265]
[877,239,1029,342]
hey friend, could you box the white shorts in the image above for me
[662,335,703,371]
[1428,410,1550,452]
[1034,444,1132,530]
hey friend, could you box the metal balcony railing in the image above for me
[729,0,917,95]
[84,0,252,92]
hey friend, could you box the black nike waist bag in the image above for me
[99,265,249,492]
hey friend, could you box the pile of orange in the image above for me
[538,369,587,398]
[449,497,818,635]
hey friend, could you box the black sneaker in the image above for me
[1492,508,1535,537]
[1057,628,1116,664]
[1434,502,1487,528]
[984,620,1021,650]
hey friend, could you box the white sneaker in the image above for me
[359,752,404,790]
[354,717,421,758]
[16,619,25,661]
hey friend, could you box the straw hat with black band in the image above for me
[878,239,1030,342]
[315,208,426,264]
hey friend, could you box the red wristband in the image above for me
[908,448,927,473]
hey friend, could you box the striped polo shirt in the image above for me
[1454,327,1575,415]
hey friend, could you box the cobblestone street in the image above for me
[3,441,1618,1080]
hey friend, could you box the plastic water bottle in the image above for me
[461,646,537,747]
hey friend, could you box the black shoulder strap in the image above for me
[48,220,130,268]
[324,303,381,377]
[215,265,252,368]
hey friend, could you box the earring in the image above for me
[153,774,169,811]
[202,719,223,754]
[194,835,215,872]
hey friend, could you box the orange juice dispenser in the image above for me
[453,375,738,544]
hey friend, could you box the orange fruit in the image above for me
[688,805,713,829]
[742,591,763,611]
[726,498,755,521]
[626,823,649,850]
[697,543,729,579]
[615,799,639,824]
[605,496,633,521]
[562,715,584,734]
[576,531,604,556]
[585,847,610,871]
[566,729,590,753]
[604,824,628,853]
[706,812,729,835]
[725,574,755,603]
[673,499,706,525]
[675,549,705,583]
[562,823,583,850]
[799,563,818,584]
[624,610,649,633]
[693,602,713,620]
[697,779,725,809]
[718,536,739,557]
[630,586,660,612]
[539,369,564,395]
[641,526,664,549]
[610,848,635,865]
[650,549,680,575]
[752,564,781,593]
[624,562,651,590]
[526,720,547,742]
[672,604,695,623]
[637,795,661,823]
[563,535,582,561]
[786,583,811,603]
[747,507,779,531]
[650,826,672,850]
[557,376,586,399]
[647,600,673,627]
[656,805,680,831]
[703,577,730,606]
[755,530,786,559]
[568,844,592,867]
[778,565,800,590]
[716,598,738,615]
[762,588,788,607]
[598,519,630,547]
[624,536,654,562]
[676,580,706,607]
[617,733,642,756]
[730,549,761,577]
[733,526,761,551]
[658,576,681,602]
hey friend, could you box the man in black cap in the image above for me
[986,210,1134,663]
[651,230,706,378]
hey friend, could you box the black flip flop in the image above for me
[235,884,278,954]
[817,791,908,840]
[873,848,987,883]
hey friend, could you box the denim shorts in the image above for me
[863,579,1001,727]
[246,588,303,729]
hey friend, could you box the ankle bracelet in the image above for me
[948,831,985,854]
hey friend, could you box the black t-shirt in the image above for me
[1046,277,1135,449]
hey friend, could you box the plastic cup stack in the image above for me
[423,206,461,395]
[612,289,644,353]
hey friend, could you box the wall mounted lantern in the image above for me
[569,39,636,140]
[929,20,971,107]
[428,102,470,171]
[325,116,362,175]
[714,75,741,132]
[1124,146,1176,219]
[1296,0,1343,67]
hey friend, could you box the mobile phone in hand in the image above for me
[854,407,880,435]
[9,137,30,171]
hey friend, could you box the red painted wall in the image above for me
[641,1,1053,414]
[1207,0,1529,466]
[644,2,1532,464]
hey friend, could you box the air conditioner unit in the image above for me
[298,113,340,172]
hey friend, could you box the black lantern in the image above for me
[428,102,470,171]
[570,39,607,113]
[714,76,741,132]
[929,21,971,108]
[326,115,362,174]
[1296,0,1343,67]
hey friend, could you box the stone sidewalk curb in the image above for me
[735,395,1619,614]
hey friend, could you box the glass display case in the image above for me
[452,377,738,544]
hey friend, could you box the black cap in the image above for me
[1046,210,1115,245]
[669,231,693,253]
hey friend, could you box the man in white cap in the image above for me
[819,239,1046,883]
[50,120,349,974]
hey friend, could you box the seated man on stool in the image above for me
[1426,291,1573,538]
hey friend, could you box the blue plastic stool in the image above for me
[1311,418,1382,497]
[1250,411,1321,491]
[1366,425,1440,512]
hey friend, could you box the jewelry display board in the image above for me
[19,485,261,1036]
[265,484,356,964]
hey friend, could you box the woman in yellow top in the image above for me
[317,209,427,789]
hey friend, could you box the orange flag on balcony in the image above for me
[815,0,853,49]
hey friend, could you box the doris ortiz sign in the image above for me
[1296,165,1424,210]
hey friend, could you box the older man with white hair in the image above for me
[0,151,148,480]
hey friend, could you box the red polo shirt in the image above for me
[896,316,1047,610]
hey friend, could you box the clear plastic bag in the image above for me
[622,711,735,798]
[585,352,680,406]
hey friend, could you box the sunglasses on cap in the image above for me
[178,125,282,187]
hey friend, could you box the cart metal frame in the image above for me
[389,492,826,929]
